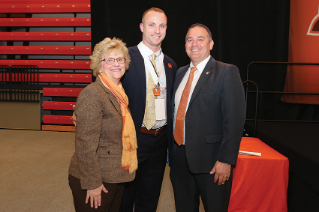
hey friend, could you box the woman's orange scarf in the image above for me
[99,73,138,173]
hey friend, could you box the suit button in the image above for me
[108,151,110,154]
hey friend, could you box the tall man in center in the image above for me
[120,7,177,212]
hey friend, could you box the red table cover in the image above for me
[228,137,289,212]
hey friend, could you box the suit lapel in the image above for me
[189,57,216,105]
[96,77,122,115]
[131,47,147,104]
[164,55,174,97]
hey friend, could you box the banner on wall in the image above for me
[281,1,319,104]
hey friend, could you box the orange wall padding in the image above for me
[282,0,319,104]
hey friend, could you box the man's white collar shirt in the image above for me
[173,55,211,144]
[137,41,165,87]
[137,41,167,129]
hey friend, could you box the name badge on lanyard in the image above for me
[153,87,161,96]
[155,98,165,120]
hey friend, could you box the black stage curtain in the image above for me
[91,1,319,210]
[91,0,290,82]
[90,1,319,122]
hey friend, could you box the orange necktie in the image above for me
[174,67,197,146]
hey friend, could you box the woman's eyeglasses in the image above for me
[101,57,126,65]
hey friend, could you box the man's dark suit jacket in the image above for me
[170,56,246,173]
[121,46,177,140]
[119,46,177,211]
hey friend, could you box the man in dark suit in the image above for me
[120,7,177,212]
[169,23,246,212]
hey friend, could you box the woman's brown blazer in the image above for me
[68,77,135,190]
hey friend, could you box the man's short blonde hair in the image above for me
[90,37,130,77]
[142,7,166,24]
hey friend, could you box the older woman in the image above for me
[68,37,137,212]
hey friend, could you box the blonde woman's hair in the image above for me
[90,37,130,77]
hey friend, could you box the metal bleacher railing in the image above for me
[0,65,40,102]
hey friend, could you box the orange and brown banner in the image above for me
[281,1,319,104]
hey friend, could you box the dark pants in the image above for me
[170,144,233,212]
[68,175,125,212]
[120,127,168,212]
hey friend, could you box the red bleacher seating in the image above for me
[0,0,89,3]
[0,60,91,69]
[43,115,74,125]
[0,73,91,83]
[0,32,91,41]
[1,0,91,132]
[0,18,91,27]
[43,88,83,97]
[0,4,90,13]
[0,46,91,55]
[0,72,38,82]
[42,101,76,110]
[39,73,92,83]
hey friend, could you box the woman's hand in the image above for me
[85,184,108,209]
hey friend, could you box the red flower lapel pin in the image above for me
[168,63,172,68]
